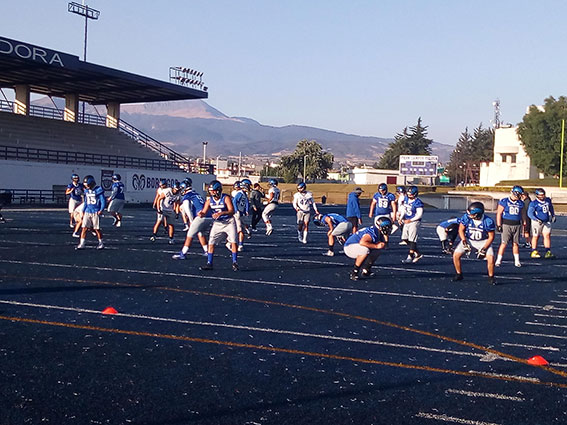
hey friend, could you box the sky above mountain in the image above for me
[4,1,565,145]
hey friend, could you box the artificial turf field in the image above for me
[0,204,566,425]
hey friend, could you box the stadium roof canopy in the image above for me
[0,36,208,105]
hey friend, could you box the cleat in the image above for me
[91,231,97,237]
[349,271,359,281]
[232,262,239,271]
[226,242,232,251]
[322,250,335,257]
[238,245,244,252]
[452,273,464,282]
[360,269,375,278]
[302,237,307,244]
[172,253,186,260]
[544,251,556,259]
[112,217,118,226]
[96,242,104,250]
[72,232,80,238]
[149,235,156,242]
[182,224,189,232]
[336,236,345,245]
[523,242,532,249]
[266,227,273,236]
[200,263,213,271]
[399,240,407,246]
[116,220,122,228]
[69,223,75,228]
[168,239,176,245]
[494,261,501,267]
[412,253,424,263]
[401,256,413,264]
[488,276,497,285]
[530,250,541,258]
[514,261,522,268]
[76,243,86,250]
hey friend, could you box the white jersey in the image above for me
[268,186,280,203]
[158,187,176,212]
[293,191,316,213]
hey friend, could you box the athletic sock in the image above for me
[513,253,520,263]
[207,253,213,264]
[181,246,189,255]
[202,245,208,253]
[496,254,503,263]
[232,252,238,263]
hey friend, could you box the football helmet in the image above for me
[208,180,223,198]
[511,185,524,198]
[233,181,241,189]
[83,175,96,189]
[183,177,193,188]
[313,213,324,227]
[159,178,168,188]
[396,186,406,194]
[374,216,393,236]
[112,174,121,181]
[240,178,252,190]
[535,188,546,200]
[467,202,484,220]
[407,186,419,198]
[297,182,307,192]
[378,183,388,194]
[71,173,79,181]
[268,179,278,187]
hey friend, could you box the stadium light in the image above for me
[169,66,206,91]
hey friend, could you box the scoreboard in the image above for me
[399,155,438,177]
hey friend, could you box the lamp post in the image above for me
[303,155,307,182]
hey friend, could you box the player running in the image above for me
[262,179,280,235]
[495,185,528,267]
[172,179,211,260]
[400,186,424,263]
[344,216,392,281]
[313,212,353,256]
[65,174,83,228]
[150,179,176,244]
[107,174,125,227]
[232,179,251,251]
[76,175,105,250]
[452,202,496,285]
[292,182,319,244]
[198,180,239,271]
[436,217,459,254]
[527,188,556,259]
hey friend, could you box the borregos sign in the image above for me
[0,37,65,67]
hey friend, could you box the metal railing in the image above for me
[0,100,191,169]
[0,145,184,171]
[0,189,65,206]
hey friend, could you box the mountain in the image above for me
[31,97,453,163]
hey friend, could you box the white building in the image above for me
[479,126,541,186]
[349,167,403,185]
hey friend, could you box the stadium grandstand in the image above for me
[0,35,212,204]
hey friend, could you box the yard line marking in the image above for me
[250,256,344,265]
[515,331,567,340]
[4,314,567,389]
[445,388,524,401]
[525,321,567,329]
[0,260,549,310]
[534,313,567,320]
[550,300,567,304]
[416,412,501,425]
[0,299,485,358]
[501,342,559,352]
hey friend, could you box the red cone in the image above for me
[102,306,118,315]
[527,355,548,366]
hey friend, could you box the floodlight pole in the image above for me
[560,119,565,188]
[68,1,100,121]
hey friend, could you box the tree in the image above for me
[377,118,432,169]
[517,96,567,176]
[278,139,334,183]
[447,124,493,184]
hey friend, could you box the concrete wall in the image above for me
[0,159,213,203]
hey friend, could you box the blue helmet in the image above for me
[467,202,484,220]
[374,216,393,236]
[269,178,278,187]
[396,186,406,194]
[313,213,324,227]
[297,182,307,192]
[241,178,252,190]
[159,178,168,188]
[179,181,188,191]
[83,175,96,189]
[233,180,241,189]
[112,173,121,181]
[511,185,524,198]
[183,177,193,188]
[208,180,223,197]
[535,188,546,199]
[378,183,388,193]
[71,173,79,181]
[173,181,181,189]
[407,186,419,197]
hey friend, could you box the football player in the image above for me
[232,179,250,251]
[452,202,496,285]
[150,179,176,244]
[400,186,424,263]
[262,179,280,235]
[345,187,363,233]
[65,174,83,228]
[107,174,125,227]
[369,183,397,229]
[76,175,105,250]
[292,182,319,244]
[495,185,528,267]
[527,188,556,259]
[436,216,459,254]
[313,212,353,256]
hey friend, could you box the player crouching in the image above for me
[344,216,392,281]
[452,202,496,285]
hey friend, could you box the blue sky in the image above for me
[2,0,566,145]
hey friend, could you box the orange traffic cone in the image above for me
[527,355,548,366]
[102,306,118,315]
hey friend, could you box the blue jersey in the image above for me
[439,217,459,229]
[528,198,555,222]
[83,186,106,213]
[233,190,249,214]
[183,190,209,217]
[458,213,495,241]
[323,213,347,226]
[401,197,424,220]
[67,183,83,201]
[346,192,361,219]
[372,192,396,216]
[345,226,385,246]
[209,194,233,221]
[109,182,125,201]
[499,197,524,222]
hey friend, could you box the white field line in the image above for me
[466,370,539,382]
[550,300,567,305]
[534,313,567,320]
[514,331,567,340]
[415,412,501,425]
[525,321,567,329]
[445,388,524,402]
[0,299,486,358]
[500,342,559,352]
[0,260,552,311]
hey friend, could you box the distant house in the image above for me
[350,167,403,185]
[479,126,541,186]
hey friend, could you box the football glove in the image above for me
[496,225,503,233]
[477,248,487,259]
[551,216,557,223]
[462,240,472,253]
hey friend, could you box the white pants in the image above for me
[209,218,237,245]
